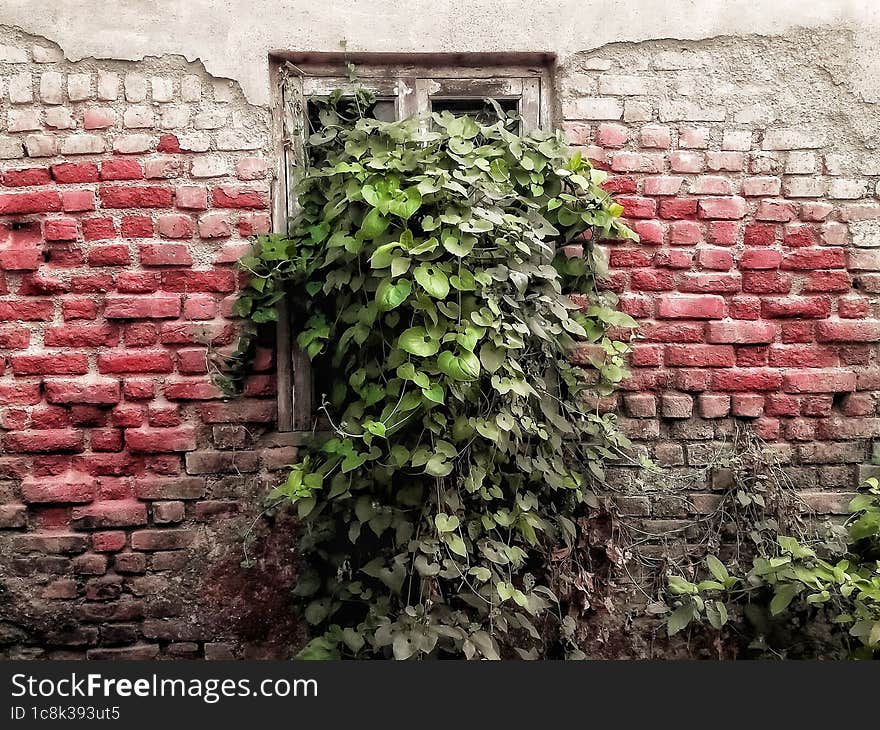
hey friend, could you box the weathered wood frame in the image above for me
[272,59,552,431]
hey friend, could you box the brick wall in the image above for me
[0,27,302,659]
[1,25,879,658]
[558,33,880,524]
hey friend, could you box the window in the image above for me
[270,56,553,431]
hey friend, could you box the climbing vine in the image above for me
[231,89,638,659]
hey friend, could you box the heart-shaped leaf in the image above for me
[435,514,460,533]
[375,278,411,311]
[399,327,440,357]
[438,350,481,381]
[414,263,449,299]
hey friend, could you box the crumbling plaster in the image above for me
[1,0,879,107]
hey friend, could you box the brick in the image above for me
[658,294,725,319]
[157,214,194,239]
[698,197,746,220]
[711,368,782,391]
[622,393,656,418]
[131,529,196,551]
[761,296,830,319]
[11,353,88,375]
[12,532,89,554]
[97,351,174,373]
[660,394,692,418]
[664,344,735,367]
[175,185,208,210]
[99,185,173,209]
[125,426,197,452]
[198,211,232,238]
[783,369,856,394]
[21,471,95,503]
[706,320,776,344]
[153,501,185,524]
[698,393,730,418]
[71,500,148,529]
[817,320,880,342]
[104,295,180,319]
[566,97,622,120]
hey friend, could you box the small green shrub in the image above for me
[665,478,880,658]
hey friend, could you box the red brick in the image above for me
[664,344,735,367]
[657,294,725,319]
[51,162,99,183]
[87,245,130,267]
[44,378,121,405]
[157,134,181,153]
[44,324,118,347]
[0,300,53,321]
[97,351,174,374]
[781,247,846,270]
[100,159,143,181]
[71,500,148,529]
[740,249,782,269]
[99,185,173,209]
[742,271,792,294]
[783,369,856,394]
[761,296,831,319]
[157,214,194,239]
[706,320,776,344]
[677,272,741,293]
[163,378,224,400]
[3,167,51,186]
[44,218,78,241]
[696,248,734,270]
[698,393,730,418]
[0,191,62,214]
[82,217,117,241]
[161,269,236,293]
[658,199,698,219]
[121,216,154,237]
[139,243,193,266]
[125,427,197,452]
[767,345,837,367]
[211,186,267,209]
[731,393,764,418]
[21,473,96,504]
[104,295,180,319]
[816,320,880,342]
[698,196,746,220]
[3,430,84,453]
[803,271,851,293]
[62,189,97,212]
[711,368,782,391]
[11,353,88,375]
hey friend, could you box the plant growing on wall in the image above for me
[232,91,638,658]
[664,472,880,659]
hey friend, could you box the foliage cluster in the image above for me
[232,91,637,658]
[666,477,880,659]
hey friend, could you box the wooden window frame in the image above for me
[270,57,553,431]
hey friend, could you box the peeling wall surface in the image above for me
[1,2,880,658]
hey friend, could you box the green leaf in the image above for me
[770,584,799,615]
[667,604,694,636]
[375,278,411,311]
[479,343,505,373]
[706,555,729,583]
[414,263,450,299]
[359,207,389,240]
[442,233,475,257]
[399,327,440,357]
[435,514,460,533]
[438,351,481,381]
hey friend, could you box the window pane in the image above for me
[430,97,520,129]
